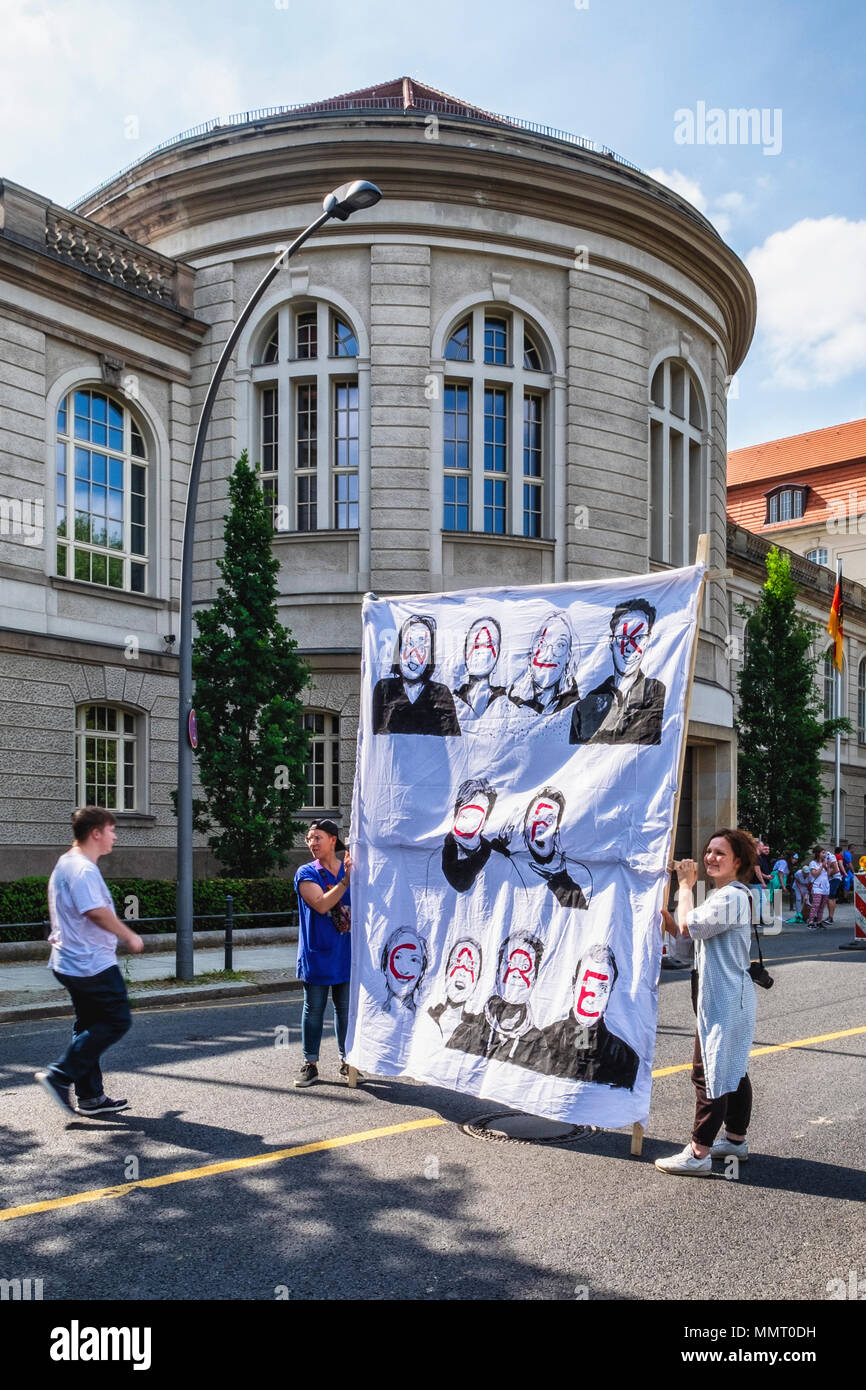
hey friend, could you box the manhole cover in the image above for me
[460,1111,598,1145]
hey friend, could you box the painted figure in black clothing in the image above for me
[507,612,581,717]
[538,945,639,1089]
[498,787,593,909]
[446,931,546,1067]
[454,617,506,719]
[427,937,483,1042]
[441,777,510,892]
[569,597,666,745]
[373,615,461,736]
[380,927,429,1013]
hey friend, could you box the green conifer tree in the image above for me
[186,453,311,876]
[735,547,848,851]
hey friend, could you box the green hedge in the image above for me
[0,877,299,943]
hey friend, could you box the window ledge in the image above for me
[272,529,359,543]
[442,531,554,550]
[51,577,170,608]
[109,813,156,826]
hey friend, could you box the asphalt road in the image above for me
[0,931,862,1303]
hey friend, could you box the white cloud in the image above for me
[746,217,866,389]
[646,167,708,213]
[645,168,748,237]
[0,1,244,202]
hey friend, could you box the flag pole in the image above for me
[834,558,842,844]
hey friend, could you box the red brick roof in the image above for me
[728,417,866,487]
[289,77,508,124]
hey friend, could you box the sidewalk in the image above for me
[0,940,301,1024]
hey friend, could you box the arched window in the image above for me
[765,486,807,525]
[441,305,553,538]
[251,302,360,532]
[302,710,340,810]
[648,359,707,565]
[858,659,866,743]
[56,388,148,592]
[75,704,140,810]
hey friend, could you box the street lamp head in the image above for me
[323,180,382,221]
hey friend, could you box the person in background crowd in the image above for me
[791,857,812,923]
[823,847,842,922]
[36,806,143,1118]
[293,819,357,1088]
[752,838,770,890]
[808,848,830,930]
[656,829,758,1176]
[842,844,855,894]
[832,846,847,905]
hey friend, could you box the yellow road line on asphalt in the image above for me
[3,1024,864,1225]
[652,1023,866,1077]
[0,1116,444,1223]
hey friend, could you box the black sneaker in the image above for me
[294,1062,318,1088]
[35,1069,76,1115]
[77,1095,129,1114]
[340,1062,364,1083]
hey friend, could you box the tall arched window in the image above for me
[648,358,707,565]
[859,658,866,744]
[441,305,553,538]
[250,302,360,532]
[56,388,148,592]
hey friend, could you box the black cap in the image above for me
[307,819,346,853]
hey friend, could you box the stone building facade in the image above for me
[0,78,757,880]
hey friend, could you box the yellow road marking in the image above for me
[652,1023,866,1077]
[3,1024,864,1225]
[0,1116,444,1223]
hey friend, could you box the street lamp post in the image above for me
[175,180,382,981]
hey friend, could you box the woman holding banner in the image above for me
[292,819,355,1088]
[656,828,759,1176]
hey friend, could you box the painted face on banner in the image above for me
[399,621,431,683]
[453,793,490,843]
[499,943,539,1003]
[524,795,561,858]
[611,609,650,679]
[465,619,500,678]
[386,931,425,999]
[445,941,481,1005]
[529,614,571,690]
[574,957,614,1020]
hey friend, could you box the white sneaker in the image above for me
[654,1143,712,1176]
[710,1136,749,1161]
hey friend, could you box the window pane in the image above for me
[523,333,542,370]
[296,310,318,359]
[91,552,107,585]
[108,556,123,587]
[333,317,358,357]
[484,316,508,365]
[484,388,508,473]
[57,543,67,576]
[484,478,507,534]
[444,321,471,361]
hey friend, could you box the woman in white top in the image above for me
[655,827,759,1176]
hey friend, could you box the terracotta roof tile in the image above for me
[727,417,866,486]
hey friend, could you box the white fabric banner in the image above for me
[345,563,705,1127]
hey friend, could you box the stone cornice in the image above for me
[78,116,756,371]
[0,231,206,355]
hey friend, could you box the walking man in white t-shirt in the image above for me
[35,807,143,1117]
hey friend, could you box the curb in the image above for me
[0,974,304,1024]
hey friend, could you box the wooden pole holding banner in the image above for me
[630,533,711,1157]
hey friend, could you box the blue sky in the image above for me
[2,0,864,448]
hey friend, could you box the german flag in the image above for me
[828,562,844,672]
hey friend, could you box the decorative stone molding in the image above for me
[100,354,124,386]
